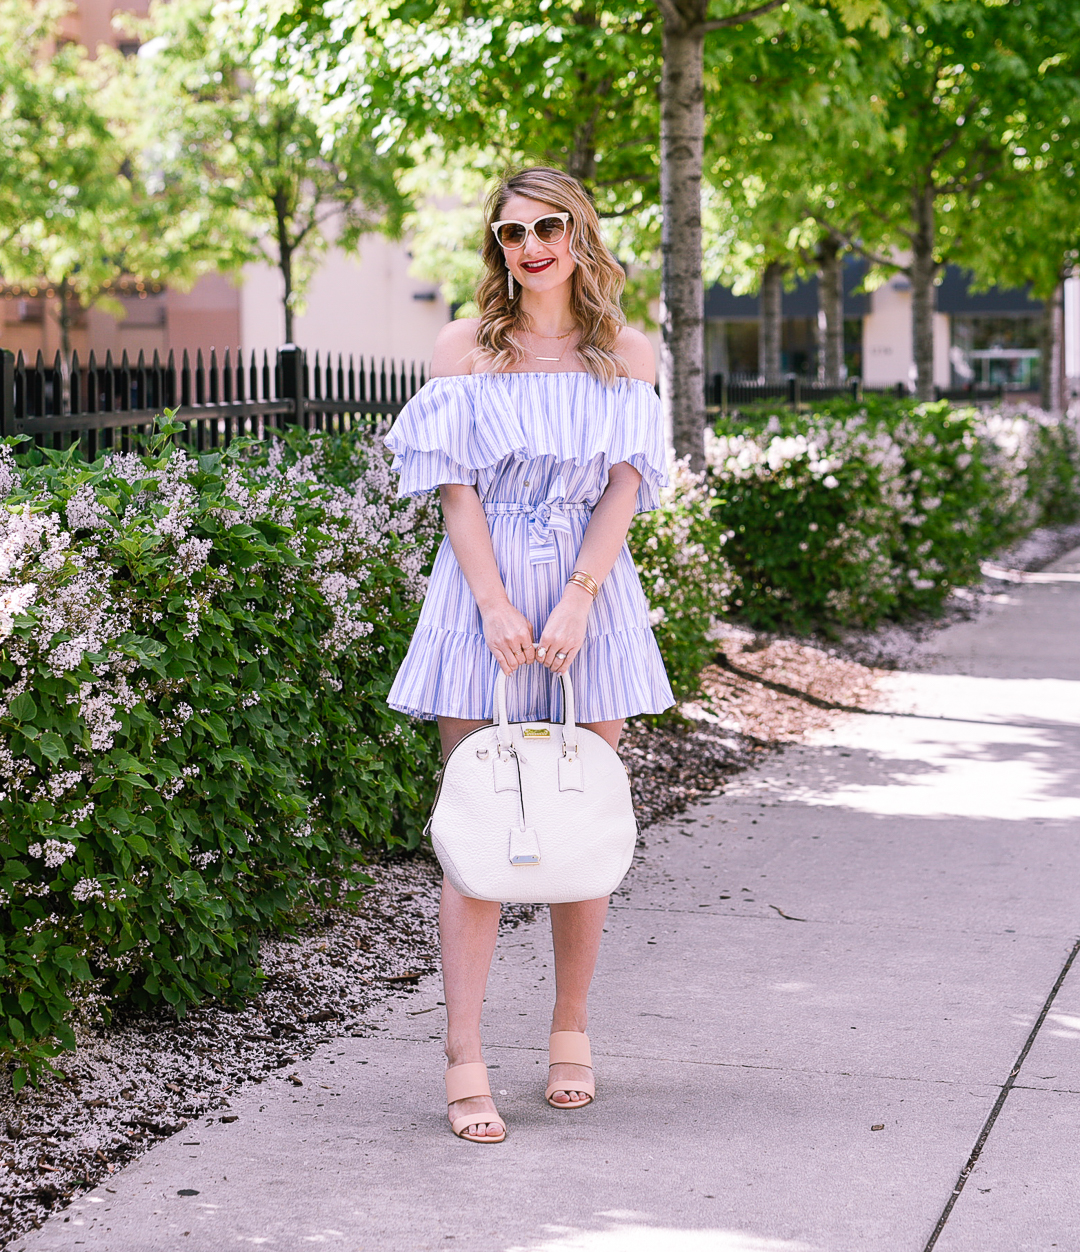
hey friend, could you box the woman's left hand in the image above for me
[535,588,592,675]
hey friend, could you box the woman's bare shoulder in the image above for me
[615,326,656,384]
[431,318,482,377]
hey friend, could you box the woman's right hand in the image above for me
[482,600,536,676]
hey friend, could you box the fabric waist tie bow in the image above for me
[484,500,589,565]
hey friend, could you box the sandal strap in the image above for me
[451,1111,506,1138]
[548,1031,593,1068]
[545,1075,595,1101]
[444,1062,492,1104]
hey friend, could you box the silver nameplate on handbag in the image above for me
[509,824,541,865]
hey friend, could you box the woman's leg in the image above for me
[437,716,504,1138]
[547,717,624,1103]
[440,879,503,1137]
[438,716,486,760]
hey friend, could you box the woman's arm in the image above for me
[432,319,535,677]
[535,461,643,675]
[536,327,656,675]
[440,484,536,676]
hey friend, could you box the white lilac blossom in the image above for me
[0,582,37,639]
[71,877,105,902]
[27,839,77,868]
[632,457,734,645]
[66,483,112,532]
[0,431,435,769]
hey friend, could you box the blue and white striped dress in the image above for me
[384,371,675,724]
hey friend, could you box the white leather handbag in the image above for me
[427,670,637,903]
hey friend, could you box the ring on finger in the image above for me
[555,651,568,660]
[536,646,547,660]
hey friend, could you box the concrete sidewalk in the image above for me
[18,556,1080,1252]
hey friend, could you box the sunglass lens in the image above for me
[535,217,567,243]
[497,223,527,247]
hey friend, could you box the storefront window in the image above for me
[705,317,864,378]
[950,315,1041,390]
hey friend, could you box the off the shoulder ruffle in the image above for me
[383,372,669,512]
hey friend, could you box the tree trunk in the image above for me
[817,236,844,384]
[564,2,603,181]
[279,243,294,344]
[1040,277,1065,415]
[566,108,602,183]
[759,261,784,380]
[57,275,74,370]
[659,12,706,470]
[910,185,937,401]
[275,190,295,344]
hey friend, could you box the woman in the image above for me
[384,166,674,1143]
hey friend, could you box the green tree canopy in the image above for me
[0,0,220,360]
[804,0,1080,399]
[137,0,408,342]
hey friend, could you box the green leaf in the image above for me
[37,733,66,765]
[8,693,37,722]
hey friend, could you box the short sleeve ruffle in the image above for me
[383,372,669,513]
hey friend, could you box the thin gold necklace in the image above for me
[529,329,577,363]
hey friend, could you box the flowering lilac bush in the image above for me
[706,397,1079,632]
[0,419,440,1086]
[627,461,733,700]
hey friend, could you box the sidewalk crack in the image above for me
[921,935,1080,1251]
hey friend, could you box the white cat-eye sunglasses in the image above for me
[491,212,572,250]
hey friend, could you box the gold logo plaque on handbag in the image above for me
[427,670,637,903]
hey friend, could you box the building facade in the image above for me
[704,258,1072,398]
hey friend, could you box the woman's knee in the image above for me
[580,719,625,751]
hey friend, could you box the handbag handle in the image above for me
[494,668,578,753]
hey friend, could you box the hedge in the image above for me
[0,419,441,1087]
[703,396,1079,634]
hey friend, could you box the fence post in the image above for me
[0,350,13,439]
[787,376,798,406]
[277,344,306,429]
[850,378,860,402]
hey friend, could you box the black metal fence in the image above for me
[707,373,1005,414]
[0,345,425,457]
[0,348,1009,454]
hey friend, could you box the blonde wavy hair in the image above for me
[475,167,629,384]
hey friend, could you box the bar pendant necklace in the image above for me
[532,329,575,362]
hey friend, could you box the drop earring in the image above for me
[507,268,515,300]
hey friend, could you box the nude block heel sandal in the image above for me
[546,1031,596,1109]
[444,1062,506,1143]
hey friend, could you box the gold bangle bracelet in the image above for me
[567,570,599,598]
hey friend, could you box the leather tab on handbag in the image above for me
[558,751,584,792]
[493,750,519,793]
[509,823,542,865]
